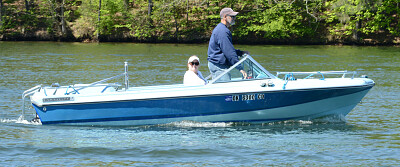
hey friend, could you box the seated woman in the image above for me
[183,55,207,86]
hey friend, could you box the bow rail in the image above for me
[277,71,357,90]
[276,71,356,79]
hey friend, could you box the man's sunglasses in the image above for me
[190,62,200,66]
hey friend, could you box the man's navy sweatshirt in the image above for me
[207,23,243,67]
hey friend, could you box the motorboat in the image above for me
[22,55,375,125]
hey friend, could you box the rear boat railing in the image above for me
[21,62,130,119]
[21,85,42,120]
[276,71,357,90]
[66,61,129,95]
[65,74,125,95]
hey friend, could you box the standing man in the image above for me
[207,7,249,81]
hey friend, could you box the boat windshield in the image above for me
[209,55,274,84]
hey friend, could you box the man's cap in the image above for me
[188,56,200,63]
[220,8,238,19]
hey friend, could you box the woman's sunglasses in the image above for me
[190,62,200,66]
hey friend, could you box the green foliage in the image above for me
[236,0,319,40]
[324,0,400,40]
[98,0,133,35]
[0,0,399,43]
[360,0,400,36]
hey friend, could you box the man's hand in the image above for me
[240,70,247,79]
[242,51,250,55]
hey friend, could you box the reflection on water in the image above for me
[0,42,399,166]
[3,118,395,166]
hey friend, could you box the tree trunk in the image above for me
[173,5,178,41]
[148,0,152,16]
[186,0,189,26]
[207,0,210,29]
[61,0,66,35]
[124,0,129,11]
[97,0,101,40]
[25,0,29,11]
[147,0,153,26]
[0,0,3,27]
[353,16,361,42]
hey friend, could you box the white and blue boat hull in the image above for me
[31,84,373,125]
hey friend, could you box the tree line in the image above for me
[0,0,399,45]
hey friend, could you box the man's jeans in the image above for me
[208,62,230,81]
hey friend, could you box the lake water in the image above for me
[0,42,399,166]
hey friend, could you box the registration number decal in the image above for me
[225,94,265,102]
[43,97,74,102]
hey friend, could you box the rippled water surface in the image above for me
[1,42,399,166]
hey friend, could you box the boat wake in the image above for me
[310,114,347,123]
[1,115,345,127]
[164,120,233,128]
[161,115,347,128]
[266,115,347,126]
[0,115,42,125]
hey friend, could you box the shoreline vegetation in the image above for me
[0,0,399,45]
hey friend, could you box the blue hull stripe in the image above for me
[39,113,307,125]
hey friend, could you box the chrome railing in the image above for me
[276,71,356,79]
[21,85,42,120]
[66,61,129,94]
[21,62,130,119]
[276,71,357,90]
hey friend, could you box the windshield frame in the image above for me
[208,55,276,84]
